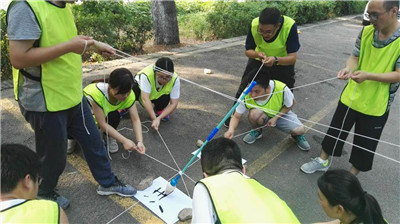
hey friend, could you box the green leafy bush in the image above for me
[206,1,267,39]
[73,0,153,55]
[1,9,11,80]
[179,12,211,40]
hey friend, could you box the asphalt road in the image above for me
[1,14,399,223]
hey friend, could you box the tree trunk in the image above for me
[151,0,180,45]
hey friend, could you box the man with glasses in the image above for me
[1,144,69,223]
[225,7,300,127]
[135,57,180,130]
[301,0,400,175]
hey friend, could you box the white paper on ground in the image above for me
[191,149,247,164]
[134,177,192,224]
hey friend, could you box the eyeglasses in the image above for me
[364,11,388,21]
[257,25,278,35]
[37,175,43,185]
[157,74,172,81]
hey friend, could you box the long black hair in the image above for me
[318,169,385,224]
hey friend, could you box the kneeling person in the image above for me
[224,67,310,150]
[69,68,146,155]
[192,137,299,223]
[135,57,180,130]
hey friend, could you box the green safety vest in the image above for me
[12,0,82,112]
[244,80,286,118]
[251,16,295,60]
[137,64,178,102]
[340,25,400,116]
[1,199,59,223]
[200,172,300,223]
[83,83,136,119]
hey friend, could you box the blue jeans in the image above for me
[20,97,116,195]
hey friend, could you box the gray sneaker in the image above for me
[104,135,119,153]
[293,135,311,151]
[97,177,137,197]
[243,130,262,144]
[38,190,70,210]
[300,157,329,174]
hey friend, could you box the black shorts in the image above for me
[322,101,389,171]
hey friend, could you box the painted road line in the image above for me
[67,155,163,224]
[1,97,162,223]
[246,99,338,177]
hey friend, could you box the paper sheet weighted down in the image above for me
[134,177,192,224]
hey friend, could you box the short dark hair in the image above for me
[318,169,385,224]
[1,144,42,193]
[247,66,271,89]
[201,137,243,176]
[383,0,399,11]
[259,7,281,25]
[109,68,134,95]
[155,57,174,73]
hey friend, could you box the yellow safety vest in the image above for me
[1,199,59,223]
[12,0,82,112]
[340,25,400,116]
[200,172,300,223]
[137,64,178,102]
[83,83,136,119]
[251,16,295,59]
[244,80,286,118]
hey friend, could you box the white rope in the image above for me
[232,98,400,164]
[106,201,140,224]
[112,48,400,165]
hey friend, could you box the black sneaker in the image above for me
[38,190,70,210]
[224,117,231,128]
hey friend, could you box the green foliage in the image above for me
[175,0,212,16]
[1,9,11,80]
[206,1,267,39]
[73,0,153,56]
[179,12,211,40]
[183,0,367,40]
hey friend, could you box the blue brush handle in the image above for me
[170,81,257,187]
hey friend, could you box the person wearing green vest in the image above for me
[301,0,400,175]
[1,144,69,223]
[191,137,300,223]
[225,7,300,128]
[316,169,387,224]
[67,68,146,155]
[224,67,310,150]
[7,0,137,210]
[135,57,180,130]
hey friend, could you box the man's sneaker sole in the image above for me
[243,134,262,144]
[300,166,328,174]
[96,190,136,197]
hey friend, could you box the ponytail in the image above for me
[361,193,385,224]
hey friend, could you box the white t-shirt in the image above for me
[236,80,294,114]
[135,74,180,99]
[0,199,26,211]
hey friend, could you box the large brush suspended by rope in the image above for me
[165,80,258,195]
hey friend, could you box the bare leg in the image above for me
[350,166,360,175]
[320,149,330,160]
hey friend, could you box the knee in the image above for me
[291,126,305,136]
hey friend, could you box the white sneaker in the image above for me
[67,139,76,154]
[106,137,119,153]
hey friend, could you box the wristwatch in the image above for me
[273,56,278,66]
